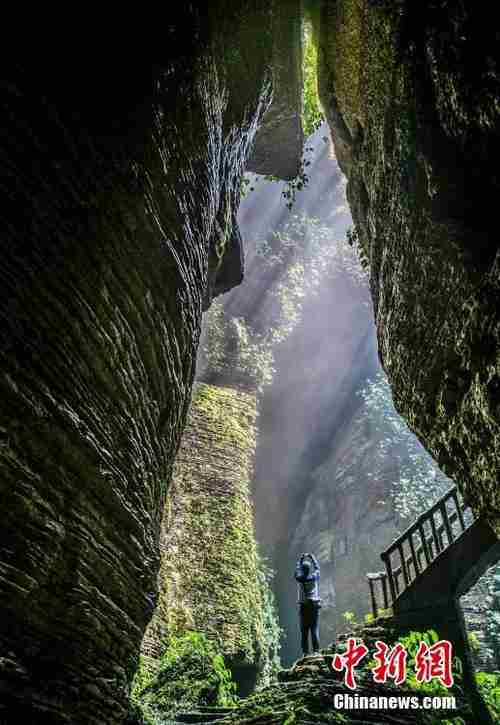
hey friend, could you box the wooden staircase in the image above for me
[366,486,500,617]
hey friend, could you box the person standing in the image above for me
[294,552,321,656]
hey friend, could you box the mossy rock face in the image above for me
[319,0,500,532]
[141,383,268,687]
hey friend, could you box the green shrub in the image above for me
[132,631,237,718]
[397,629,462,695]
[390,630,464,725]
[124,698,159,725]
[467,631,480,653]
[342,611,357,627]
[351,629,467,725]
[475,671,500,721]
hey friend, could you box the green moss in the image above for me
[475,672,500,722]
[319,0,403,140]
[192,383,256,451]
[324,0,366,135]
[126,698,158,725]
[133,631,237,719]
[142,383,267,675]
[302,19,324,138]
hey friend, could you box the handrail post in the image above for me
[380,572,389,609]
[381,552,397,603]
[440,501,454,545]
[367,576,378,619]
[408,532,420,577]
[418,522,432,566]
[452,489,466,531]
[430,512,442,556]
[398,543,410,588]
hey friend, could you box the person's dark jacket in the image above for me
[294,554,320,603]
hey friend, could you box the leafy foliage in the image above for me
[386,630,465,725]
[346,225,369,270]
[125,698,159,725]
[200,214,368,391]
[397,628,463,692]
[342,611,357,627]
[257,556,283,687]
[200,301,276,390]
[263,144,316,211]
[302,20,324,138]
[467,631,480,653]
[394,630,500,723]
[132,632,238,720]
[279,156,313,211]
[475,671,500,721]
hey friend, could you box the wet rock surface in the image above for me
[0,4,303,721]
[319,0,500,532]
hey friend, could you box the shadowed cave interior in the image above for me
[1,3,500,725]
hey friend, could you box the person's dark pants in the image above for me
[299,600,320,655]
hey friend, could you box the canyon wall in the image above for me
[0,5,302,722]
[318,0,500,533]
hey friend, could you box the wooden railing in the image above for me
[366,486,470,618]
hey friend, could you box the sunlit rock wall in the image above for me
[141,383,267,694]
[0,6,284,722]
[319,0,500,532]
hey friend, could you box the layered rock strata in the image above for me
[141,383,267,694]
[319,0,500,532]
[0,5,302,722]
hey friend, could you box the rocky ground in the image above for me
[163,619,472,725]
[171,649,469,725]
